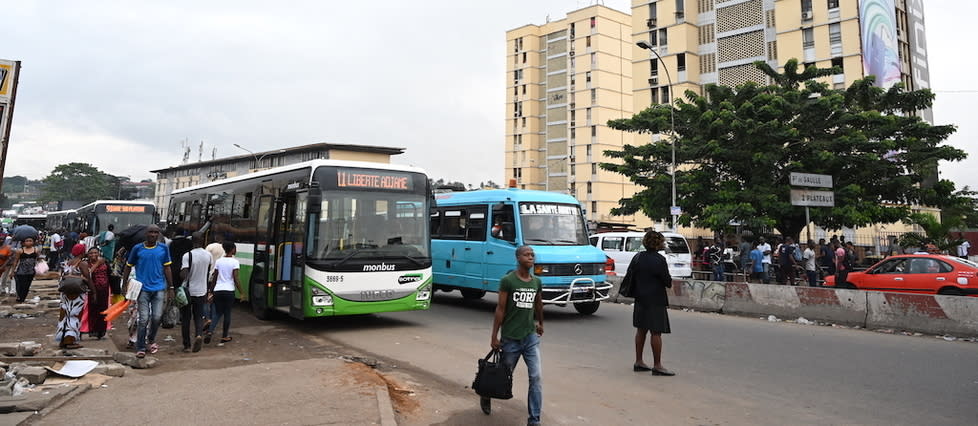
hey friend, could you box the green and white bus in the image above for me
[166,159,433,320]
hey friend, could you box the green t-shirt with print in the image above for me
[499,271,541,340]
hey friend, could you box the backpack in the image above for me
[793,245,803,262]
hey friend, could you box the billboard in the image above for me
[0,59,16,102]
[905,0,932,123]
[859,0,901,89]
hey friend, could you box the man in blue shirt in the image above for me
[122,225,173,358]
[749,243,765,284]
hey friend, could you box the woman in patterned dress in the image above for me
[85,247,111,339]
[55,244,89,349]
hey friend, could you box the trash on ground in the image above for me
[45,360,99,378]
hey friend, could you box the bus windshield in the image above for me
[309,166,430,265]
[96,212,156,232]
[519,202,589,246]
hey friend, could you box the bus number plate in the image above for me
[324,275,344,283]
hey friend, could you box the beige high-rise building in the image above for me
[630,0,930,118]
[506,1,930,233]
[505,5,651,229]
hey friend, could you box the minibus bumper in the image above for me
[541,278,613,304]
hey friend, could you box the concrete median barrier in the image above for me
[608,275,978,337]
[865,292,978,336]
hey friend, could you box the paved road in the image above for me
[294,292,978,425]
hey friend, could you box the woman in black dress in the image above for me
[631,231,675,376]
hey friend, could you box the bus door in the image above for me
[486,203,517,292]
[250,195,275,315]
[274,190,309,319]
[461,207,488,289]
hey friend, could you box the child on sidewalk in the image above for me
[207,241,241,346]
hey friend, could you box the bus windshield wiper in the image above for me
[330,249,364,268]
[401,255,425,267]
[523,238,550,244]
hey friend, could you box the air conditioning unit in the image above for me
[802,10,813,20]
[647,18,657,28]
[648,77,658,86]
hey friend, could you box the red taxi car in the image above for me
[824,254,978,296]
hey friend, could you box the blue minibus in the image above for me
[431,187,612,314]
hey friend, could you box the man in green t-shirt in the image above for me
[483,245,544,425]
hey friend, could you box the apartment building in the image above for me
[505,5,651,228]
[631,0,930,116]
[506,1,931,233]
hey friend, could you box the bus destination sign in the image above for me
[103,205,148,213]
[520,203,580,215]
[336,169,413,191]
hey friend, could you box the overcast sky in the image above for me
[2,0,976,191]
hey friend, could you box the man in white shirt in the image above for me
[757,237,772,284]
[802,240,818,287]
[956,234,970,259]
[179,233,213,353]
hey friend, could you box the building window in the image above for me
[591,88,597,103]
[571,128,576,140]
[590,16,596,28]
[591,163,597,174]
[591,52,597,67]
[649,29,657,46]
[586,36,591,48]
[522,84,527,94]
[521,117,527,127]
[828,0,839,9]
[651,88,659,104]
[586,108,592,121]
[829,23,842,45]
[586,71,592,83]
[661,86,670,104]
[801,0,813,13]
[522,52,527,63]
[650,59,659,77]
[591,201,597,214]
[659,28,668,47]
[675,0,684,20]
[803,28,815,48]
[587,182,592,194]
[831,57,844,72]
[586,144,592,157]
[677,53,686,72]
[648,3,657,26]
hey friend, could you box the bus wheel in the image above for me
[574,301,600,315]
[460,289,487,299]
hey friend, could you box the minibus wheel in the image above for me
[574,301,600,315]
[460,289,487,299]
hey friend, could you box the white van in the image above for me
[589,231,693,278]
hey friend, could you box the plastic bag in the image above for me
[125,278,143,301]
[34,261,49,275]
[161,302,179,329]
[173,286,189,308]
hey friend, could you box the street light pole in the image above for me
[636,41,678,232]
[233,143,259,169]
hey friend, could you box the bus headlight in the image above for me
[534,265,551,275]
[311,287,333,306]
[416,284,431,301]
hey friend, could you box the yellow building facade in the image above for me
[505,5,651,229]
[507,1,933,244]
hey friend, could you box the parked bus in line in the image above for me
[431,186,612,315]
[13,214,47,230]
[75,200,157,236]
[166,159,433,320]
[45,210,78,232]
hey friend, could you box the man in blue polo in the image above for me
[122,225,173,358]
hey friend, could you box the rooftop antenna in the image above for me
[198,140,204,162]
[211,147,217,160]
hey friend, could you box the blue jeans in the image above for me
[712,263,724,281]
[761,263,771,284]
[806,270,818,287]
[136,290,165,352]
[501,333,542,425]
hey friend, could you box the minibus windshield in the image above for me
[518,202,589,245]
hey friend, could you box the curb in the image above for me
[19,384,90,425]
[376,385,398,426]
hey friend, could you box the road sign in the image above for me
[791,189,835,207]
[670,206,682,215]
[789,172,832,188]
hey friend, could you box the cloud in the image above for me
[5,119,177,180]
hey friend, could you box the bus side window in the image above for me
[491,204,516,243]
[466,211,487,242]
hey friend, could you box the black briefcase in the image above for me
[472,349,513,400]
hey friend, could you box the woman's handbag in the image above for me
[618,252,641,298]
[472,349,513,400]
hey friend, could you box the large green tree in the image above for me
[602,60,966,240]
[41,162,112,204]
